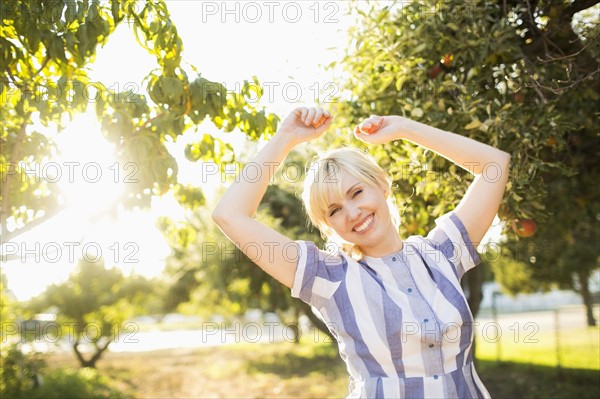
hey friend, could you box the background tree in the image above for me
[1,0,278,244]
[27,258,153,368]
[327,0,599,321]
[494,174,599,325]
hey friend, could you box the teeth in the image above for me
[355,215,373,232]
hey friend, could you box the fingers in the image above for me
[353,125,369,141]
[292,107,331,128]
[316,111,333,131]
[356,115,384,134]
[304,108,316,125]
[312,108,324,126]
[293,107,308,122]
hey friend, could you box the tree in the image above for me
[1,0,278,244]
[328,0,599,321]
[496,174,599,325]
[28,259,151,368]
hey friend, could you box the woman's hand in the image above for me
[353,115,414,145]
[275,107,333,146]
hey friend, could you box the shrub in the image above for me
[0,343,45,398]
[27,367,130,399]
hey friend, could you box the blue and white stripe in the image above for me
[291,212,490,399]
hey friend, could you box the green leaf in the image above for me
[447,22,460,32]
[512,192,523,202]
[464,119,482,130]
[65,0,77,26]
[111,0,122,23]
[49,35,66,62]
[413,43,427,53]
[410,107,424,118]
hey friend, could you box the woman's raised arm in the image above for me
[354,115,510,244]
[212,107,332,288]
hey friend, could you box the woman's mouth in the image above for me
[353,214,374,233]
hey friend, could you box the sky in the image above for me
[1,1,354,300]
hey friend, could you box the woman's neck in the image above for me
[359,233,404,258]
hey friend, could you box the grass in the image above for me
[45,326,599,398]
[478,360,599,399]
[48,340,349,398]
[476,326,600,370]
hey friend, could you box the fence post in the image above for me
[554,308,561,370]
[492,291,501,362]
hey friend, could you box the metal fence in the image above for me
[475,304,600,369]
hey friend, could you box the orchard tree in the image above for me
[28,258,153,368]
[492,174,599,325]
[0,0,278,243]
[328,0,599,320]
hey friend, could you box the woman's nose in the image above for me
[347,205,362,222]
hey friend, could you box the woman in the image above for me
[212,107,510,398]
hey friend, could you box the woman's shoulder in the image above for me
[294,240,349,267]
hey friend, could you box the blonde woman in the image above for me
[213,107,510,398]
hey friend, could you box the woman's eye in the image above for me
[329,208,339,217]
[353,189,363,198]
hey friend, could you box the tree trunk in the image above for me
[577,269,597,327]
[465,266,484,320]
[72,339,111,368]
[464,266,484,365]
[72,341,88,368]
[290,307,301,344]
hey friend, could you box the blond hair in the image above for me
[301,147,400,259]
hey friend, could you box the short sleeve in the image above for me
[426,211,481,279]
[291,240,346,307]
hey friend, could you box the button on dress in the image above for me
[291,212,491,398]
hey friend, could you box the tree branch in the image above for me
[563,0,600,19]
[1,206,63,248]
[524,66,600,95]
[32,57,50,84]
[72,340,88,368]
[88,339,111,368]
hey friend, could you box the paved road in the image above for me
[19,306,598,354]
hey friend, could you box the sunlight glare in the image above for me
[53,109,124,216]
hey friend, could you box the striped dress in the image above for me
[291,212,491,398]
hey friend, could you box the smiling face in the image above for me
[325,171,401,257]
[301,147,402,259]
